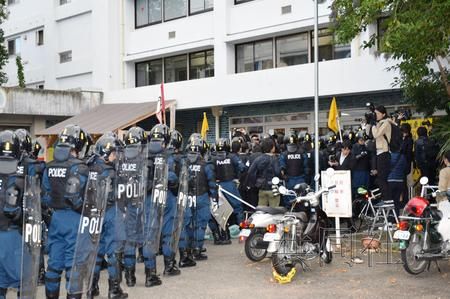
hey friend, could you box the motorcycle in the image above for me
[265,175,335,283]
[394,176,450,275]
[239,206,286,262]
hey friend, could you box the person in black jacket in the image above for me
[328,140,354,171]
[247,138,281,207]
[351,133,370,196]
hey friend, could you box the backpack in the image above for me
[384,122,402,153]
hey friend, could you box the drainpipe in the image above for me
[211,106,223,141]
[120,0,126,89]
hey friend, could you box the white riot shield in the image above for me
[144,155,168,254]
[20,175,42,299]
[68,173,110,295]
[210,189,233,231]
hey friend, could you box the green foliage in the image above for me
[331,0,450,114]
[0,0,9,85]
[16,55,25,88]
[432,116,450,160]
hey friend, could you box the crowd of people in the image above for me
[0,104,449,299]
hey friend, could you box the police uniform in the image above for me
[42,148,89,299]
[279,147,309,206]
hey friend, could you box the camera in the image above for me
[390,108,411,122]
[364,102,376,126]
[328,154,337,163]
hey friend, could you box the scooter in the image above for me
[394,176,450,275]
[265,175,335,283]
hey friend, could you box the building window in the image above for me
[36,30,44,46]
[136,59,163,87]
[189,50,214,79]
[7,0,18,5]
[164,0,187,21]
[59,50,72,63]
[276,33,308,67]
[234,0,254,4]
[37,84,44,89]
[236,40,273,73]
[136,0,162,27]
[377,17,389,52]
[164,54,187,83]
[311,29,351,62]
[7,38,20,56]
[189,0,213,15]
[60,0,71,5]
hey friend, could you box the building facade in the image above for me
[2,0,406,142]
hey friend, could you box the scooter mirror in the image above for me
[278,186,288,195]
[314,174,320,182]
[326,167,335,177]
[272,177,280,185]
[419,176,429,186]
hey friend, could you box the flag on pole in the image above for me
[328,97,339,133]
[156,97,163,124]
[160,82,166,124]
[201,112,209,139]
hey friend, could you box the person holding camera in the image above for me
[352,132,371,195]
[365,105,393,203]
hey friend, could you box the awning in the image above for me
[37,100,175,137]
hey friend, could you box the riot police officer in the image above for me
[279,134,309,206]
[121,127,147,288]
[0,131,24,299]
[142,124,180,288]
[211,138,245,243]
[42,125,90,299]
[87,133,128,299]
[179,135,216,262]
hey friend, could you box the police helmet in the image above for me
[287,134,298,145]
[304,133,312,143]
[150,124,170,144]
[95,132,121,161]
[57,124,88,154]
[231,136,243,153]
[298,131,307,142]
[169,129,183,150]
[14,129,33,154]
[187,134,207,155]
[125,126,147,145]
[355,130,367,141]
[259,133,272,141]
[0,130,20,159]
[216,138,230,152]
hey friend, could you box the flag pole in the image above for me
[313,0,320,191]
[337,116,343,143]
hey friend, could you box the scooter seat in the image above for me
[255,206,287,215]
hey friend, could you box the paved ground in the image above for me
[12,237,450,299]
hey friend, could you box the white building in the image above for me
[2,0,404,141]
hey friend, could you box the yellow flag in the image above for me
[328,97,339,133]
[201,112,209,139]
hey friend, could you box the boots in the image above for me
[193,248,208,260]
[221,228,232,245]
[38,266,46,286]
[86,274,100,299]
[0,288,6,299]
[116,251,124,283]
[45,289,59,299]
[212,230,223,245]
[179,248,196,268]
[124,266,136,287]
[163,255,181,276]
[144,268,162,288]
[137,247,144,263]
[67,294,82,299]
[108,279,128,299]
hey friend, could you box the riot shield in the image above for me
[115,145,148,245]
[20,175,42,299]
[68,173,110,295]
[144,154,168,254]
[169,161,188,254]
[211,188,233,231]
[188,165,199,249]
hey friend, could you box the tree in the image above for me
[16,55,25,88]
[0,0,9,85]
[331,0,450,116]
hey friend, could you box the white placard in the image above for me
[321,170,352,218]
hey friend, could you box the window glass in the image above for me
[59,51,72,63]
[235,0,254,4]
[311,29,333,62]
[190,0,213,14]
[236,44,254,73]
[276,33,308,67]
[254,40,273,70]
[136,59,163,87]
[37,30,44,46]
[149,0,162,23]
[8,39,16,56]
[164,0,186,21]
[189,50,214,79]
[334,43,351,59]
[136,0,149,27]
[164,54,187,83]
